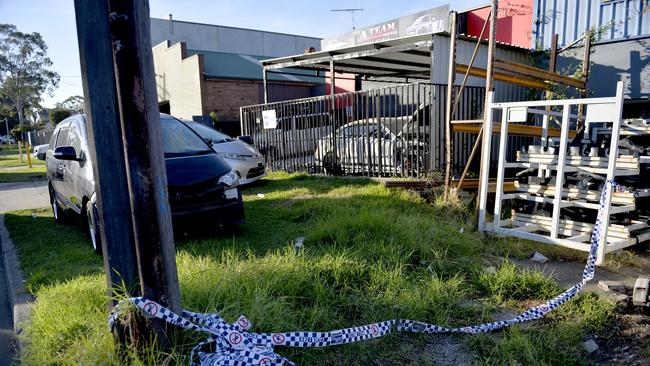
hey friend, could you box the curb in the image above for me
[0,214,34,359]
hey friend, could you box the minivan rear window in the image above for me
[161,117,212,157]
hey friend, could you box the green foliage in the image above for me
[55,95,84,113]
[209,111,219,128]
[0,23,59,126]
[49,107,72,125]
[471,292,614,365]
[475,261,562,303]
[9,123,42,141]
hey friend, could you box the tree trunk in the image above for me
[16,102,24,162]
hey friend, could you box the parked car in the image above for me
[33,143,49,160]
[314,105,431,175]
[0,135,16,145]
[183,120,267,185]
[46,113,244,253]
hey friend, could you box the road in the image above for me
[0,181,49,213]
[0,180,49,364]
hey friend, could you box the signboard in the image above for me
[322,5,449,51]
[262,109,277,129]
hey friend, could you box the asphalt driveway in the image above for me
[0,181,49,213]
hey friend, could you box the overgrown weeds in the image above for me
[5,172,617,365]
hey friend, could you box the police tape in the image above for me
[108,180,622,366]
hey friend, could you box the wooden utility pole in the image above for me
[74,0,181,348]
[74,0,139,300]
[106,0,181,314]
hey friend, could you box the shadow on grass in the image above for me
[0,170,46,183]
[3,209,103,293]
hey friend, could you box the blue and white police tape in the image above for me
[108,180,624,366]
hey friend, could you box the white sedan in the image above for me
[315,119,428,175]
[184,121,267,185]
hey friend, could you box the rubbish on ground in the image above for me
[531,252,549,263]
[583,339,599,354]
[257,193,265,198]
[483,266,497,274]
[294,236,304,254]
[598,280,626,293]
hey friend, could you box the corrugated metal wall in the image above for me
[534,0,650,48]
[428,35,531,103]
[358,34,534,176]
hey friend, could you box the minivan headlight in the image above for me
[217,152,246,160]
[218,170,239,187]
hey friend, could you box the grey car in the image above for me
[184,121,267,185]
[46,114,245,253]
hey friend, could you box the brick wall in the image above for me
[202,79,316,121]
[202,79,259,121]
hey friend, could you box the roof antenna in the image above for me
[330,8,364,30]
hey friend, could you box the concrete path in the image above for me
[514,254,650,291]
[0,181,49,213]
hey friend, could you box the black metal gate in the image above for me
[240,82,485,178]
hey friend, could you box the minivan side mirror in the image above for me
[53,146,78,161]
[238,135,253,145]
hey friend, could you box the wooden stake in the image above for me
[476,0,498,209]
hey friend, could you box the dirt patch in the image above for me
[421,335,478,365]
[592,311,650,365]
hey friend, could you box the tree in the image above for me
[49,108,72,125]
[56,95,84,113]
[0,23,59,128]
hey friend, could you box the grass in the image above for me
[0,154,45,168]
[4,172,616,365]
[0,165,46,183]
[0,152,46,183]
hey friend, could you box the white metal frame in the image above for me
[478,82,635,265]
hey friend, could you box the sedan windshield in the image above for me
[161,117,213,157]
[186,121,234,144]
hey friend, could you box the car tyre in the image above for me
[323,153,342,175]
[49,184,65,224]
[84,202,102,254]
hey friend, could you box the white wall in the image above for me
[150,18,321,57]
[152,41,204,120]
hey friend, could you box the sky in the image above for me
[0,0,486,108]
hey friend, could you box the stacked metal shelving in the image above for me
[478,82,650,265]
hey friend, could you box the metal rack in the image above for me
[478,82,650,265]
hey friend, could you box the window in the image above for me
[185,121,234,144]
[161,117,212,157]
[68,128,83,158]
[48,130,58,148]
[55,128,69,148]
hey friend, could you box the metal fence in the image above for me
[240,82,487,178]
[28,128,55,146]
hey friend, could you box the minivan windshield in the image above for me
[161,117,213,157]
[185,121,234,144]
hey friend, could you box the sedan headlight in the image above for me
[217,152,246,160]
[218,170,239,187]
